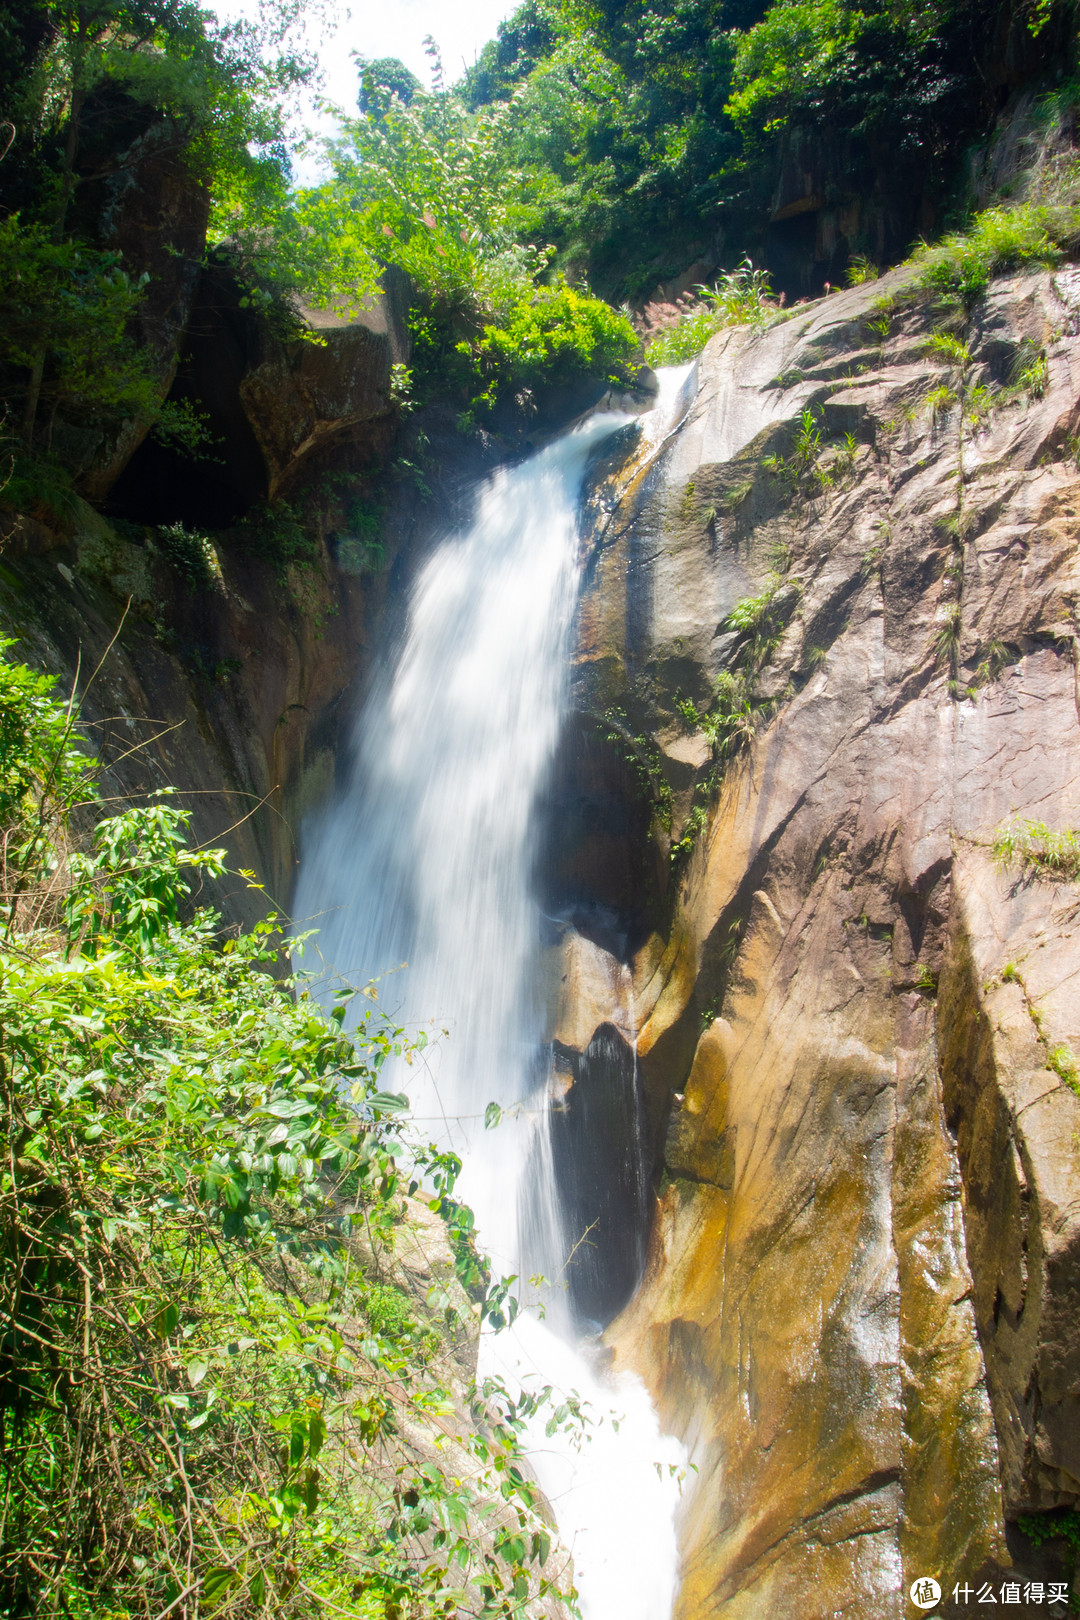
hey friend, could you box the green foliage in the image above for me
[1011,340,1050,399]
[726,0,865,135]
[695,669,773,760]
[762,407,829,492]
[225,81,641,422]
[154,521,219,590]
[464,280,638,409]
[0,644,98,940]
[726,574,800,671]
[1,0,316,470]
[645,261,778,365]
[0,216,160,447]
[236,497,318,570]
[846,255,878,285]
[602,709,674,833]
[0,646,580,1620]
[364,1282,418,1340]
[912,202,1076,308]
[965,638,1015,694]
[465,0,743,296]
[992,818,1080,880]
[0,642,95,852]
[934,601,962,666]
[1017,1509,1080,1550]
[1047,1041,1080,1091]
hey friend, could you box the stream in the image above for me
[292,372,692,1619]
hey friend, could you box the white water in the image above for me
[293,373,692,1619]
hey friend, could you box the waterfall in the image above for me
[293,373,692,1620]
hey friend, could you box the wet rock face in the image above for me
[556,268,1080,1614]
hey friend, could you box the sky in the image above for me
[213,0,516,181]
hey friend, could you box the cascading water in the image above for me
[292,371,692,1619]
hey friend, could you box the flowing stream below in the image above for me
[293,373,691,1618]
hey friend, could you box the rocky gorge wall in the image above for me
[0,279,414,929]
[549,268,1080,1615]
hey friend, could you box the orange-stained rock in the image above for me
[563,266,1080,1615]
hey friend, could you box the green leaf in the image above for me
[202,1565,239,1603]
[154,1301,181,1337]
[262,1095,317,1119]
[370,1090,409,1115]
[308,1411,327,1458]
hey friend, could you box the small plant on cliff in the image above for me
[1017,1509,1080,1551]
[725,576,800,669]
[1008,339,1050,400]
[644,260,780,367]
[1048,1041,1080,1090]
[846,255,879,286]
[912,202,1072,310]
[154,522,219,591]
[236,497,318,572]
[603,708,674,833]
[993,818,1080,881]
[762,407,831,494]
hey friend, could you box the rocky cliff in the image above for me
[0,277,413,927]
[550,267,1080,1614]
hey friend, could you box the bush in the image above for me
[464,279,639,409]
[0,647,578,1620]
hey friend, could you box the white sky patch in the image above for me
[211,0,515,182]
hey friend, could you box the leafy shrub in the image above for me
[464,279,639,409]
[0,643,96,933]
[0,645,93,834]
[0,647,578,1620]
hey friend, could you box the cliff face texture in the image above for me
[0,281,412,928]
[556,268,1080,1614]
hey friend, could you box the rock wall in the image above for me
[0,277,414,928]
[555,268,1080,1614]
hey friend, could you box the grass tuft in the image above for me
[992,819,1080,880]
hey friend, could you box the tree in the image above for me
[0,0,315,454]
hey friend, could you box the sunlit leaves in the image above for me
[0,647,584,1619]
